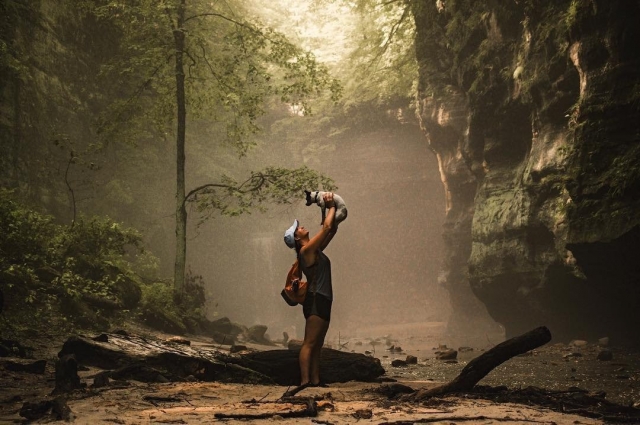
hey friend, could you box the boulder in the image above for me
[246,325,274,345]
[597,349,613,361]
[212,331,235,345]
[570,340,588,348]
[406,355,418,365]
[436,349,458,360]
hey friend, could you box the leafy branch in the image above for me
[185,166,336,224]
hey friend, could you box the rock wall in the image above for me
[411,0,640,344]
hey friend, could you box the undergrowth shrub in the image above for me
[0,190,209,336]
[137,270,208,335]
[0,191,141,333]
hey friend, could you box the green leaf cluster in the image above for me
[188,166,336,224]
[91,0,341,156]
[0,190,150,332]
[137,271,207,335]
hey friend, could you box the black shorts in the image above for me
[303,293,332,322]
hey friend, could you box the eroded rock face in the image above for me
[411,1,640,343]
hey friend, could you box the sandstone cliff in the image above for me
[411,0,640,343]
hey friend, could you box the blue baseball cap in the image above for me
[284,219,299,249]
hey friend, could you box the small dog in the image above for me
[305,190,348,225]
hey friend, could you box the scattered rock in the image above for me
[597,349,613,361]
[393,346,403,353]
[92,371,110,388]
[20,399,52,421]
[212,331,235,345]
[246,325,274,345]
[570,340,588,347]
[206,317,246,340]
[113,329,130,337]
[563,352,583,359]
[20,396,72,422]
[458,346,474,352]
[444,359,458,364]
[230,344,248,354]
[598,337,610,347]
[391,359,407,367]
[352,408,373,419]
[436,349,458,360]
[376,383,416,397]
[0,339,33,358]
[406,355,418,364]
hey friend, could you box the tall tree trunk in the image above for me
[173,0,187,296]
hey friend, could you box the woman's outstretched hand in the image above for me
[323,192,335,208]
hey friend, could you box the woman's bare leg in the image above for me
[310,319,329,384]
[300,315,330,385]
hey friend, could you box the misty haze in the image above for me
[2,0,640,423]
[191,118,450,342]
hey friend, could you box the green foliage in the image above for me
[188,166,336,224]
[337,0,418,107]
[91,0,341,156]
[0,190,152,332]
[137,271,208,335]
[0,191,57,271]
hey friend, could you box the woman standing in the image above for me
[283,192,337,396]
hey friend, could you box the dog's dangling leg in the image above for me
[321,208,326,225]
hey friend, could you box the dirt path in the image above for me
[1,371,604,425]
[55,380,604,424]
[0,324,630,424]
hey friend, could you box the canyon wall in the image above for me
[411,0,640,343]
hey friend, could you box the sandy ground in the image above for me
[0,322,629,424]
[0,361,606,424]
[56,380,604,425]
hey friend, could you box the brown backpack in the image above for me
[281,259,309,306]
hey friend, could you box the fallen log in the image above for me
[226,347,386,385]
[58,333,385,386]
[58,333,272,384]
[414,326,552,400]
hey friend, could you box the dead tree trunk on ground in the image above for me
[415,326,552,400]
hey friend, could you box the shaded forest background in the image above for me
[0,0,451,340]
